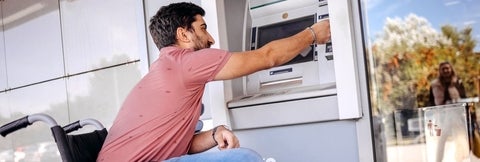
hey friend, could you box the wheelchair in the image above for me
[0,104,206,162]
[0,113,107,162]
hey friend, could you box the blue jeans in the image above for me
[164,147,263,162]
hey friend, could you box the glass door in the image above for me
[359,0,480,161]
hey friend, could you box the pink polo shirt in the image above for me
[97,46,231,161]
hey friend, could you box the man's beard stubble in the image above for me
[192,34,212,51]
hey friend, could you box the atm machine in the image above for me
[211,0,374,161]
[228,0,337,128]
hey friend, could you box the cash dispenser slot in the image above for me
[260,77,302,90]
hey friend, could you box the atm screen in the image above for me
[256,15,315,65]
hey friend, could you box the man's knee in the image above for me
[230,148,263,162]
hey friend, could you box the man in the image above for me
[97,2,330,161]
[428,61,466,106]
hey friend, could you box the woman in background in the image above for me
[428,61,466,106]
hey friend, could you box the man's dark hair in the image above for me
[149,2,205,49]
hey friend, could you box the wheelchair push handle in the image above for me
[0,113,58,137]
[63,118,105,134]
[0,116,30,137]
[63,120,81,133]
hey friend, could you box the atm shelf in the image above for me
[228,83,336,108]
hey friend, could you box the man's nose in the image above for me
[207,33,215,45]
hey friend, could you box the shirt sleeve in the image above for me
[181,48,231,86]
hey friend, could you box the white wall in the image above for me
[0,0,148,161]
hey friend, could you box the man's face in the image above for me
[189,15,215,50]
[440,64,453,78]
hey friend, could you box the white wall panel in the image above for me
[0,93,10,124]
[3,0,64,87]
[66,63,143,131]
[0,0,149,160]
[60,0,147,74]
[0,18,6,90]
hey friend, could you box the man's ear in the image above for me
[176,27,190,43]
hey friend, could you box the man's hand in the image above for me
[311,19,331,44]
[213,125,240,150]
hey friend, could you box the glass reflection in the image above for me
[7,79,68,120]
[363,0,480,161]
[0,93,13,152]
[0,93,10,123]
[67,59,143,132]
[60,0,146,74]
[423,104,469,162]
